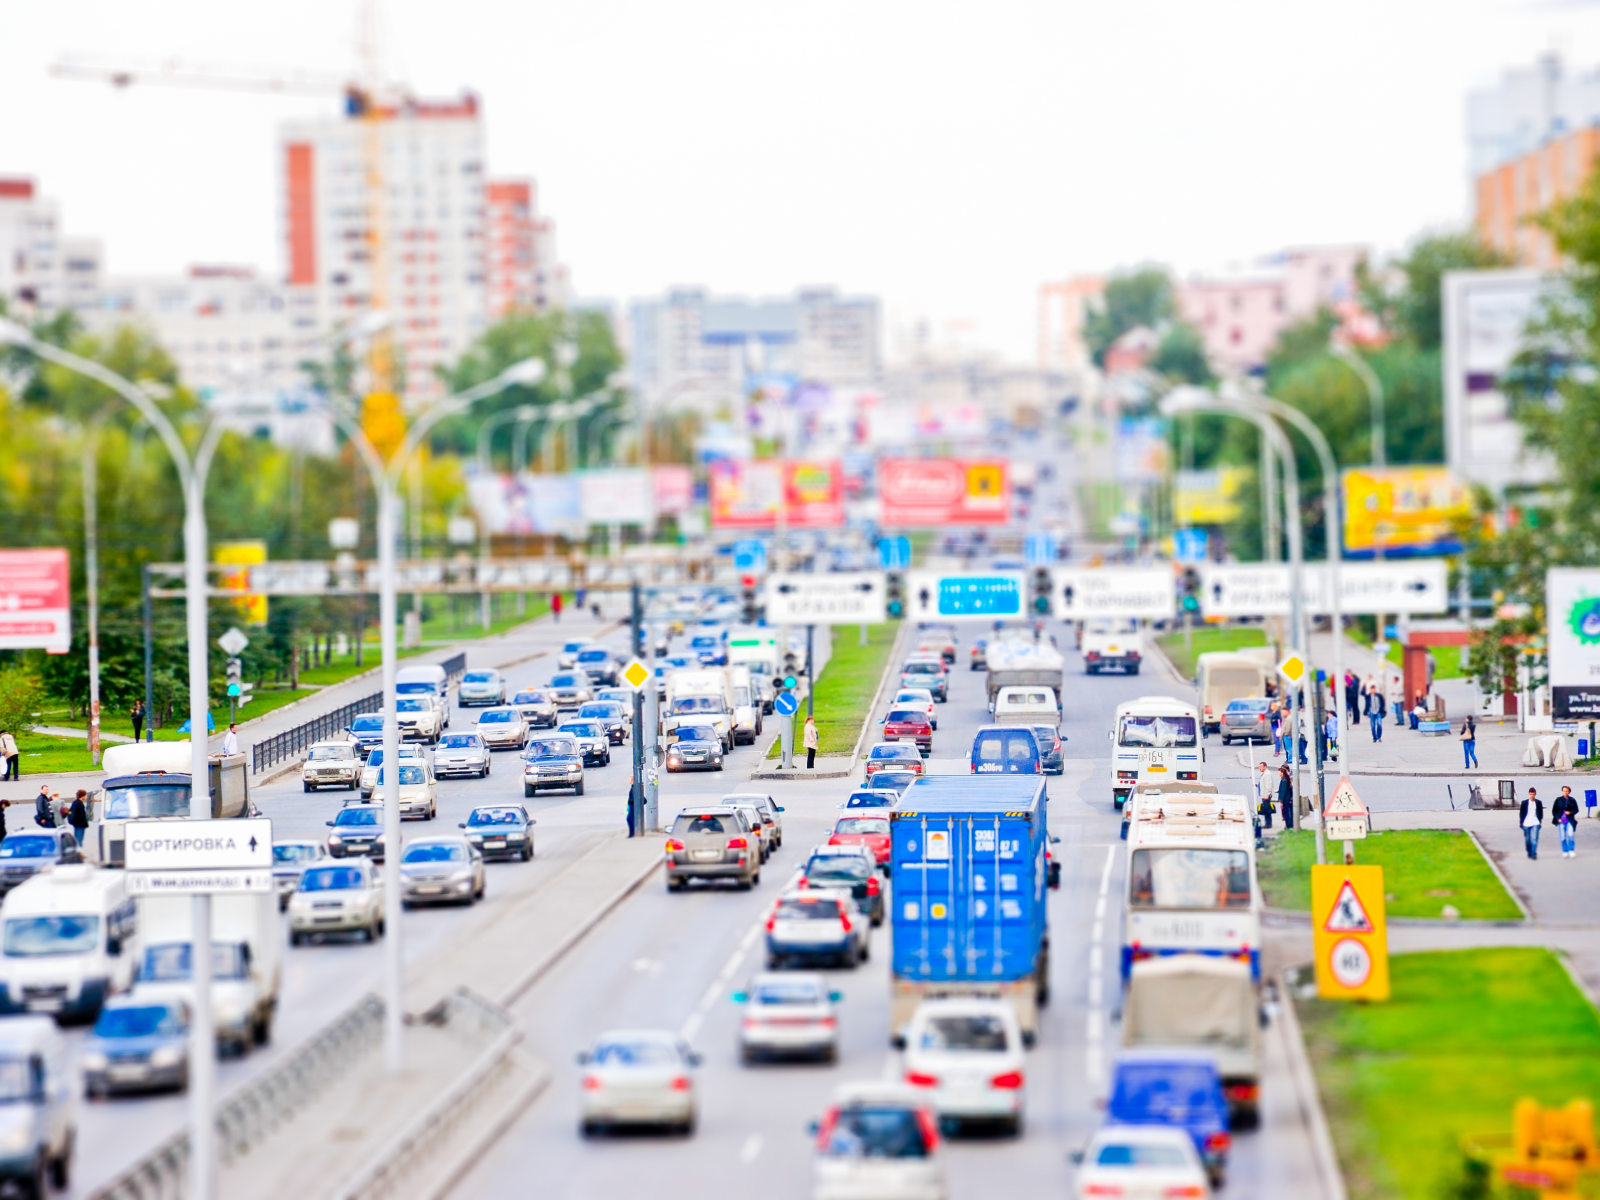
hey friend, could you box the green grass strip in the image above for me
[1155,625,1267,679]
[767,623,899,757]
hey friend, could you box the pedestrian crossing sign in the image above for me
[1311,865,1389,1001]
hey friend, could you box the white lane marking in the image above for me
[740,1133,763,1164]
[677,871,799,1043]
[1085,844,1116,1092]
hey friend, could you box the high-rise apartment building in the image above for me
[1467,53,1600,179]
[0,177,102,316]
[1037,276,1105,374]
[484,179,569,317]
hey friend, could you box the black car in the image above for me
[578,702,630,745]
[326,804,386,860]
[666,725,724,773]
[1033,724,1066,775]
[801,849,884,925]
[0,829,83,893]
[574,647,619,686]
[459,805,536,861]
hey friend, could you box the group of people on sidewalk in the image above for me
[1520,785,1584,861]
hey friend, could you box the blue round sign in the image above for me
[775,692,799,717]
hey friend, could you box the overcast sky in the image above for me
[3,0,1597,363]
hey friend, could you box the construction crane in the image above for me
[52,6,410,460]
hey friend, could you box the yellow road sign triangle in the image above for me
[622,661,650,690]
[1324,879,1375,933]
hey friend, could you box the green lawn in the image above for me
[1298,948,1600,1200]
[1259,829,1522,920]
[767,623,900,757]
[1156,625,1268,679]
[414,592,552,644]
[1346,627,1468,681]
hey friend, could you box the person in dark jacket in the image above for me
[1520,788,1543,860]
[34,786,54,829]
[0,798,9,842]
[67,791,89,842]
[130,700,146,744]
[1277,765,1295,830]
[1554,786,1580,858]
[1368,686,1386,743]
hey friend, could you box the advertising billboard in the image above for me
[708,460,844,529]
[1548,568,1600,718]
[1174,467,1247,525]
[651,466,694,515]
[214,541,268,625]
[468,473,583,536]
[579,470,652,525]
[1114,418,1169,485]
[878,459,1009,526]
[1343,467,1470,559]
[0,549,70,653]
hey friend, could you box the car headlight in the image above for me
[150,1046,184,1068]
[81,1052,108,1072]
[328,834,343,845]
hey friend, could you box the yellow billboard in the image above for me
[1174,467,1247,525]
[215,540,268,625]
[1343,467,1469,558]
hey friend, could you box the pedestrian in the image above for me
[1345,672,1360,728]
[1409,695,1425,731]
[1297,704,1311,765]
[33,785,54,829]
[1361,676,1375,718]
[551,592,563,623]
[625,781,637,837]
[1324,709,1340,763]
[1388,674,1405,726]
[1256,761,1275,830]
[1277,765,1295,830]
[67,790,89,843]
[222,722,240,757]
[0,798,9,842]
[1461,716,1478,769]
[575,587,587,611]
[1554,786,1579,858]
[1269,700,1283,757]
[1521,787,1543,860]
[130,699,146,744]
[0,729,17,782]
[803,715,819,770]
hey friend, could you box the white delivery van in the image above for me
[1109,696,1202,808]
[991,686,1060,724]
[725,665,763,745]
[662,668,735,751]
[1196,652,1272,736]
[129,892,280,1053]
[395,663,451,729]
[727,629,779,713]
[0,1017,74,1191]
[0,866,138,1021]
[92,743,249,867]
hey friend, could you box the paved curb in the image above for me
[1277,973,1349,1200]
[1465,828,1534,920]
[751,764,855,781]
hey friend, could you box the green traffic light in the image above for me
[783,676,797,689]
[887,600,903,617]
[227,684,242,696]
[1182,596,1200,612]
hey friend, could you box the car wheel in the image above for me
[737,876,753,891]
[376,919,386,937]
[575,781,585,795]
[751,870,761,886]
[860,940,870,963]
[667,877,686,893]
[580,1121,598,1138]
[363,923,377,940]
[428,804,437,820]
[303,783,312,793]
[290,931,304,946]
[521,844,533,861]
[524,785,534,798]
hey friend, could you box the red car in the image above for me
[829,815,892,869]
[865,743,925,777]
[881,709,933,756]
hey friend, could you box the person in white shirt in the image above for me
[1256,761,1276,829]
[222,723,240,757]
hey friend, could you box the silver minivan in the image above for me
[0,1017,74,1193]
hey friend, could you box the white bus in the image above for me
[1109,696,1202,808]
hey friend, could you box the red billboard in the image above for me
[879,459,1010,526]
[0,548,71,652]
[709,460,845,529]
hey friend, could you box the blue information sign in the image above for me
[936,576,1022,617]
[878,537,911,570]
[1024,534,1057,565]
[775,692,799,717]
[1173,528,1208,564]
[734,539,767,571]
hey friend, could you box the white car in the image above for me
[735,972,839,1064]
[288,860,385,944]
[558,638,593,669]
[372,762,438,821]
[812,1082,947,1200]
[892,688,938,731]
[458,669,507,707]
[358,743,425,799]
[902,998,1026,1136]
[394,695,442,743]
[1074,1125,1212,1200]
[476,706,529,751]
[578,1030,701,1136]
[301,740,360,792]
[433,732,491,778]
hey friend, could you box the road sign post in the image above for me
[775,688,799,770]
[1324,777,1370,863]
[623,660,651,835]
[1311,864,1389,1001]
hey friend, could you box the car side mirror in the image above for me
[458,823,466,829]
[1051,835,1061,844]
[1106,730,1113,741]
[325,820,335,827]
[777,807,785,813]
[575,1051,589,1065]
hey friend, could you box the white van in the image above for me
[130,893,281,1053]
[991,686,1060,724]
[725,665,763,745]
[1196,652,1272,736]
[0,866,138,1021]
[1109,696,1202,808]
[0,1017,73,1191]
[395,664,450,729]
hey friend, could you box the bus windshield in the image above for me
[1118,715,1197,748]
[103,784,190,820]
[1129,848,1251,909]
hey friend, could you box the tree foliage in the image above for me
[1357,232,1510,352]
[1085,269,1175,366]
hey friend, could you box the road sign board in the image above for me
[1024,534,1057,565]
[878,537,911,570]
[1324,778,1369,839]
[124,818,273,872]
[733,539,768,572]
[622,660,651,690]
[1278,654,1307,684]
[1199,561,1450,618]
[1312,865,1389,1001]
[1052,567,1175,620]
[125,869,273,896]
[217,627,250,657]
[775,692,799,717]
[0,548,71,653]
[1173,528,1209,564]
[764,572,886,624]
[906,571,1025,621]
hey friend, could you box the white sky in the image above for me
[3,0,1598,363]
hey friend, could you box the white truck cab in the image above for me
[0,866,138,1021]
[662,668,735,751]
[725,665,763,745]
[1109,696,1202,808]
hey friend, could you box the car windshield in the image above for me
[300,866,366,892]
[3,915,99,957]
[562,642,587,653]
[463,672,497,684]
[873,773,916,794]
[440,735,482,750]
[396,698,428,712]
[577,650,608,662]
[561,723,601,738]
[1129,849,1252,909]
[308,746,351,761]
[1226,699,1269,713]
[550,675,580,688]
[95,1005,182,1039]
[820,1107,930,1160]
[1119,715,1198,748]
[1003,691,1052,707]
[351,716,383,732]
[578,705,615,719]
[103,784,189,820]
[1033,725,1059,746]
[869,745,915,760]
[677,727,717,742]
[775,898,841,921]
[807,856,870,882]
[590,1040,680,1067]
[673,814,725,834]
[670,697,723,714]
[273,844,319,864]
[903,662,941,675]
[527,740,577,758]
[0,836,54,859]
[467,809,521,827]
[918,1013,1009,1052]
[335,809,381,827]
[513,692,547,705]
[141,943,248,982]
[835,818,890,836]
[753,980,823,1005]
[395,682,435,695]
[895,693,930,705]
[403,843,467,864]
[393,766,425,785]
[886,710,924,724]
[845,792,892,808]
[1095,1142,1192,1168]
[479,710,513,724]
[365,750,384,767]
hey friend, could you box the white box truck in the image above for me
[727,629,780,713]
[0,865,138,1021]
[724,665,763,745]
[661,668,735,752]
[92,742,250,867]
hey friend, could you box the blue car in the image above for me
[690,635,727,666]
[346,713,385,758]
[841,790,895,811]
[1106,1050,1231,1186]
[968,727,1042,775]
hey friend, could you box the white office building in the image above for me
[0,177,103,317]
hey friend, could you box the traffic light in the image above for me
[1032,568,1052,615]
[885,571,905,619]
[741,575,761,625]
[226,657,243,698]
[1180,568,1201,614]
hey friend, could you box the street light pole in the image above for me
[1330,343,1385,469]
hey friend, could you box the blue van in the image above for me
[968,726,1042,775]
[1106,1049,1231,1185]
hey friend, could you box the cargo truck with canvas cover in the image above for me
[91,742,249,867]
[889,776,1051,1047]
[1195,652,1271,736]
[984,639,1065,709]
[1109,697,1201,809]
[1121,790,1260,983]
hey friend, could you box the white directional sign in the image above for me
[1200,561,1449,618]
[764,572,887,624]
[125,817,274,895]
[906,571,1026,622]
[1052,567,1174,620]
[125,869,272,896]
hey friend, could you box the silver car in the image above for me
[434,731,491,778]
[458,669,507,707]
[547,673,594,709]
[557,721,611,767]
[558,638,593,669]
[578,1031,701,1137]
[721,792,783,851]
[476,706,529,751]
[289,860,384,943]
[511,688,559,729]
[271,840,329,910]
[735,972,840,1064]
[398,836,485,908]
[664,807,759,891]
[1220,697,1273,745]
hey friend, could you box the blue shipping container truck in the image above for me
[889,775,1051,1046]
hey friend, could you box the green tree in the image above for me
[1150,323,1213,385]
[1357,232,1510,352]
[1085,268,1175,366]
[0,665,45,735]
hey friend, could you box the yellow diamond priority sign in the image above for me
[1278,653,1306,684]
[622,660,651,690]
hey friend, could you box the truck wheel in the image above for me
[1130,664,1141,675]
[575,781,585,795]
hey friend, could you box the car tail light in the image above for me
[797,876,808,888]
[1204,705,1212,716]
[1177,771,1197,780]
[1257,713,1267,722]
[915,1107,940,1150]
[1083,1186,1125,1198]
[838,911,852,933]
[990,1070,1024,1089]
[865,876,880,896]
[665,840,684,852]
[904,1071,938,1087]
[1086,651,1100,660]
[765,913,776,932]
[817,1015,837,1028]
[1128,650,1140,659]
[727,837,748,850]
[1118,770,1138,780]
[1225,1082,1259,1102]
[1163,1188,1205,1199]
[581,1075,602,1090]
[1204,1131,1231,1154]
[669,1076,692,1091]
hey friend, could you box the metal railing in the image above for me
[251,691,382,776]
[87,994,386,1200]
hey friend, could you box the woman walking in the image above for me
[1276,765,1295,830]
[1460,716,1478,769]
[1554,786,1580,858]
[130,699,146,744]
[67,791,89,844]
[803,716,819,770]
